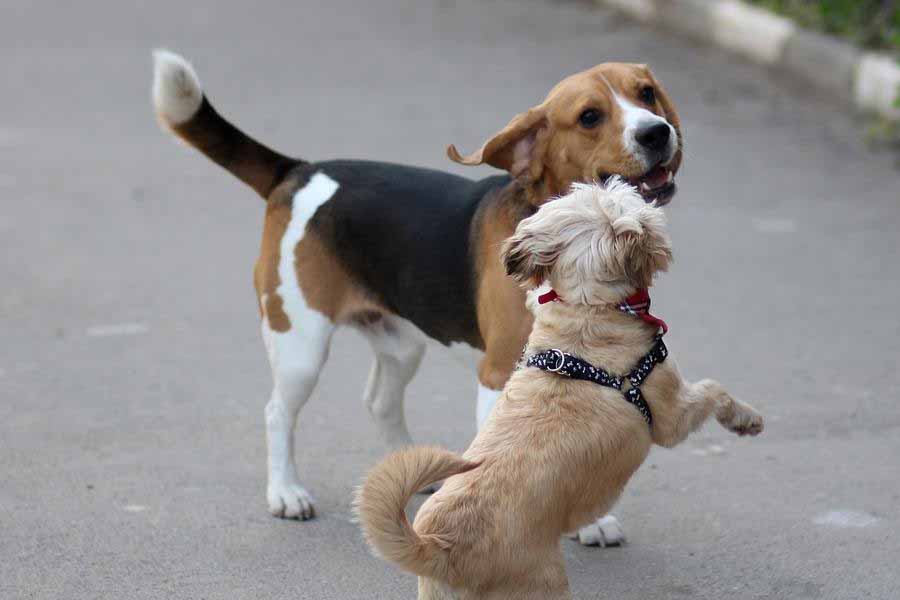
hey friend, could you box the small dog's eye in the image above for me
[578,109,602,129]
[639,86,656,104]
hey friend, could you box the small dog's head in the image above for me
[500,179,673,305]
[449,63,681,206]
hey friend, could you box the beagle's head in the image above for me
[448,63,682,206]
[500,178,673,305]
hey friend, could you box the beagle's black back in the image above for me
[302,160,511,347]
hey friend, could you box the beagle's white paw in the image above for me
[571,515,626,547]
[267,482,316,520]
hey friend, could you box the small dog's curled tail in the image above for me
[355,447,478,581]
[151,49,298,198]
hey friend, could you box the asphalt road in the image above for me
[2,1,899,598]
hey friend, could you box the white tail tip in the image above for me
[152,49,203,126]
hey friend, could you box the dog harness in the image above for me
[526,289,669,427]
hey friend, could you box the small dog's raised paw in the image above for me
[722,405,764,437]
[572,515,626,547]
[267,483,316,520]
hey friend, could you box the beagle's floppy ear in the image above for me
[499,225,560,288]
[447,106,547,178]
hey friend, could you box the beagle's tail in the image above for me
[354,446,479,582]
[151,49,299,199]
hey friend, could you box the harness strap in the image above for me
[525,337,667,427]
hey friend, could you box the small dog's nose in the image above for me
[635,123,671,152]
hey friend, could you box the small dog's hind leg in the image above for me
[262,313,334,520]
[359,316,425,450]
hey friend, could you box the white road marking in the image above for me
[86,323,149,337]
[813,510,878,528]
[690,444,726,456]
[122,504,148,513]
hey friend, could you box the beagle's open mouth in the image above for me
[601,165,676,206]
[630,164,676,205]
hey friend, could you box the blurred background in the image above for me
[2,1,898,598]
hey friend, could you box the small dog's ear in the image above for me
[611,213,644,237]
[616,205,673,284]
[500,230,557,288]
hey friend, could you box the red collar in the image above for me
[537,288,668,334]
[537,289,561,304]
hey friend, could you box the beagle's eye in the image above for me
[578,109,602,129]
[639,86,656,105]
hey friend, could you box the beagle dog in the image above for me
[356,181,763,600]
[150,51,683,529]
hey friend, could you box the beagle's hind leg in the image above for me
[256,171,344,520]
[261,309,334,520]
[358,315,426,451]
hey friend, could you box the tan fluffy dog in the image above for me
[356,181,764,600]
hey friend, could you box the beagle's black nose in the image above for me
[636,123,671,152]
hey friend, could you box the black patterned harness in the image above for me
[525,336,668,427]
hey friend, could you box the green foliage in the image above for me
[748,0,900,54]
[865,116,900,158]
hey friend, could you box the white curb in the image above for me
[712,1,795,64]
[597,0,900,121]
[605,0,656,22]
[855,53,900,121]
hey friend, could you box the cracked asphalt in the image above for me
[2,0,899,598]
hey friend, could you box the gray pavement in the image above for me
[2,1,899,598]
